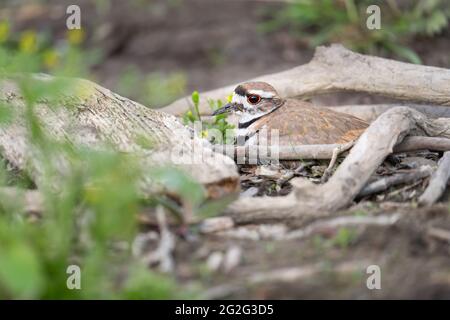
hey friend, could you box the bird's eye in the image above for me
[247,94,261,104]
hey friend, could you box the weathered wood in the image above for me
[161,44,450,116]
[213,136,450,161]
[330,104,450,122]
[0,76,239,197]
[358,166,433,198]
[419,151,450,206]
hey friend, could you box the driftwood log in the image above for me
[213,136,450,161]
[0,77,239,198]
[418,151,450,206]
[161,44,450,116]
[330,104,450,123]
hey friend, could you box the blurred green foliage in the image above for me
[264,0,450,64]
[116,66,187,108]
[0,21,201,299]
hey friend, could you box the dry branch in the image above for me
[285,214,402,240]
[161,44,450,116]
[213,136,450,161]
[321,140,355,183]
[331,104,450,123]
[358,166,433,198]
[427,227,450,242]
[203,259,372,299]
[418,152,450,206]
[0,77,239,198]
[226,107,450,223]
[142,206,176,273]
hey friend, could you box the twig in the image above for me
[358,166,433,198]
[216,224,288,240]
[142,206,175,273]
[321,140,355,183]
[213,214,401,241]
[427,227,450,242]
[276,164,308,185]
[249,259,372,284]
[419,152,450,206]
[284,214,402,240]
[203,259,373,299]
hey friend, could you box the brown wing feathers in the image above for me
[248,100,368,145]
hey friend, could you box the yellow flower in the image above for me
[201,130,209,138]
[67,28,85,46]
[0,21,10,43]
[42,49,59,69]
[19,30,37,53]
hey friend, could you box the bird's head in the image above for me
[212,82,284,126]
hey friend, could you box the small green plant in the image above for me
[263,0,450,64]
[331,227,358,249]
[183,91,235,144]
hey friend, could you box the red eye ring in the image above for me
[247,94,261,104]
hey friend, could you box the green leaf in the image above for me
[388,44,422,64]
[191,90,200,106]
[122,264,178,299]
[0,242,45,298]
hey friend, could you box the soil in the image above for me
[8,0,450,299]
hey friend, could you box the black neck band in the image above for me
[238,117,260,129]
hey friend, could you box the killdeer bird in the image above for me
[213,82,368,146]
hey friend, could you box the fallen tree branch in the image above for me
[394,136,450,153]
[285,214,402,240]
[161,44,450,115]
[203,259,373,299]
[321,140,355,183]
[427,227,450,242]
[212,214,401,241]
[418,151,450,206]
[358,166,433,198]
[225,107,450,223]
[212,136,450,161]
[0,76,239,198]
[330,104,450,123]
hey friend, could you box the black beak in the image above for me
[212,102,242,116]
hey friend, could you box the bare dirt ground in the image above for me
[9,0,450,299]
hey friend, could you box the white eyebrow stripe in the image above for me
[231,93,246,104]
[246,89,275,98]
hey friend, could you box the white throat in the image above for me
[238,111,267,127]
